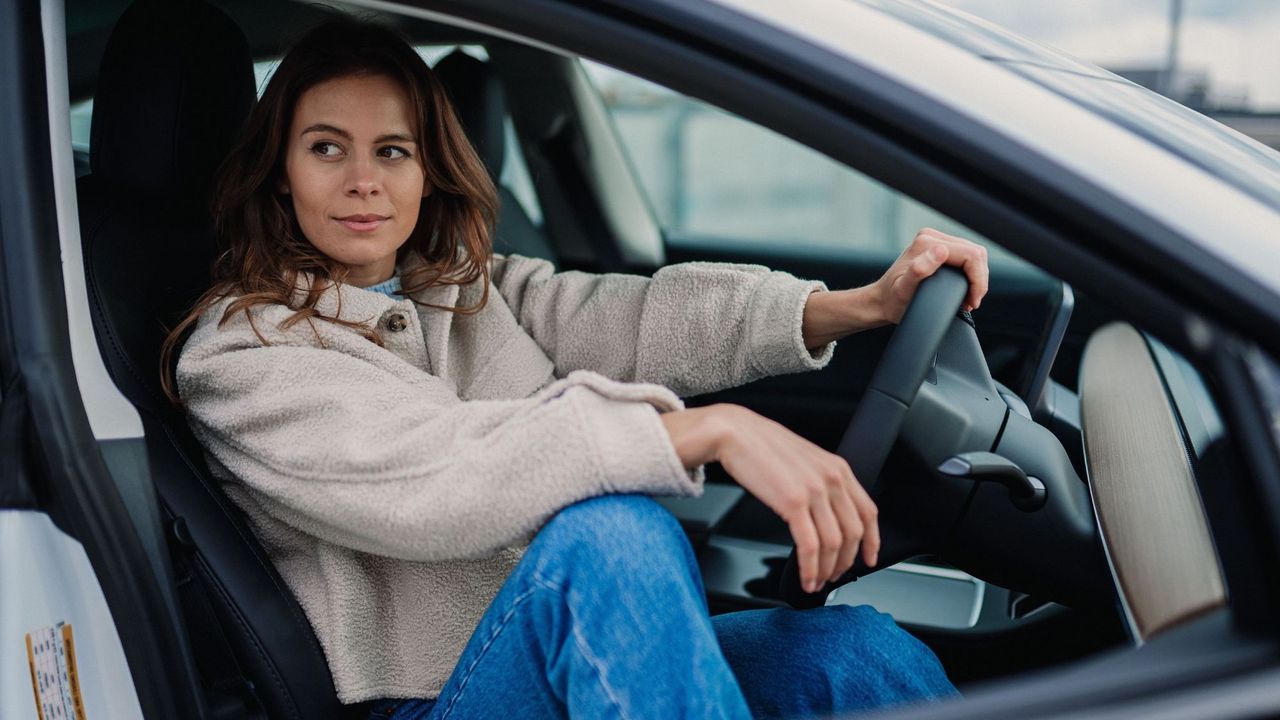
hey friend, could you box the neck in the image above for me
[346,258,397,288]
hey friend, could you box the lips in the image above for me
[335,214,389,232]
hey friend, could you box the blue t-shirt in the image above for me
[363,275,402,298]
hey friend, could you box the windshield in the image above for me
[854,0,1280,211]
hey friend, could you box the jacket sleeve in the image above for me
[177,315,700,563]
[490,254,835,396]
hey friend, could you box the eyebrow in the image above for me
[301,124,416,144]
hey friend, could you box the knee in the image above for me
[532,495,694,578]
[713,606,955,716]
[817,605,956,701]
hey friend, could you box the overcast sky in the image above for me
[934,0,1280,110]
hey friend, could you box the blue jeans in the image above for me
[368,495,956,719]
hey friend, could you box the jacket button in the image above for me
[386,313,409,332]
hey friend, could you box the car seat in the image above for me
[76,0,359,717]
[433,49,558,263]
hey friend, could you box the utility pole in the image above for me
[1164,0,1184,98]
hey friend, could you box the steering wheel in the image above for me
[779,268,969,608]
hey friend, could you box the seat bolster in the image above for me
[146,414,354,720]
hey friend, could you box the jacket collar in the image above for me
[290,253,462,327]
[289,254,463,375]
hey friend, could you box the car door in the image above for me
[0,0,206,717]
[424,0,1280,716]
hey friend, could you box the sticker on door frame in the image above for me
[26,622,88,720]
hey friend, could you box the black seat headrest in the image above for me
[81,0,255,411]
[434,50,506,180]
[90,0,254,212]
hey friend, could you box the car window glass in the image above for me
[67,46,542,228]
[582,60,1035,272]
[70,99,92,151]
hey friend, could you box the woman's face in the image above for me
[281,73,427,287]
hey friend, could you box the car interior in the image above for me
[63,0,1239,717]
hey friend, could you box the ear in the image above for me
[422,182,432,199]
[277,178,290,195]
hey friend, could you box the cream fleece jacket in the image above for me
[176,252,834,703]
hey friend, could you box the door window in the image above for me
[583,60,1034,272]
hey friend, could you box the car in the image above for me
[3,0,1280,718]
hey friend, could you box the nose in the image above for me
[345,156,381,198]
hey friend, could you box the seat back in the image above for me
[77,1,354,717]
[434,50,557,262]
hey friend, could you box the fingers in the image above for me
[828,478,863,580]
[811,500,843,590]
[831,460,878,576]
[951,240,989,311]
[788,513,822,594]
[893,243,948,309]
[716,409,883,595]
[848,472,881,568]
[790,464,862,593]
[813,458,874,591]
[862,507,881,568]
[909,228,990,312]
[786,470,880,594]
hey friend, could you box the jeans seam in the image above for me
[532,574,633,720]
[436,583,543,720]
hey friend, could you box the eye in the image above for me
[310,141,344,157]
[377,145,412,160]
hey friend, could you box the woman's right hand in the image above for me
[660,404,879,594]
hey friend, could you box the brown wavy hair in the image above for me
[160,17,498,404]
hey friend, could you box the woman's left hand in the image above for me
[801,228,990,350]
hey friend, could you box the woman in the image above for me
[165,16,988,720]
